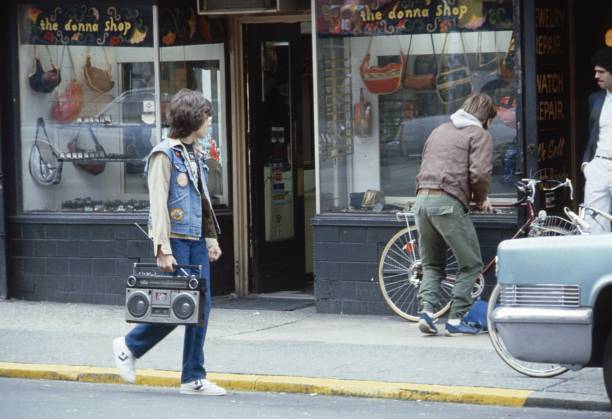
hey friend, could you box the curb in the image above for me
[0,362,608,411]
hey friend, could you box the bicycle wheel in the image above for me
[487,284,568,377]
[378,227,485,321]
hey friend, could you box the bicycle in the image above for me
[485,202,612,378]
[378,178,577,375]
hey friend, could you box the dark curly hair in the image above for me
[167,89,212,139]
[592,47,612,73]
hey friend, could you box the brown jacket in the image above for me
[416,121,493,209]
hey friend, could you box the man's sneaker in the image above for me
[445,320,482,336]
[180,379,227,396]
[112,337,136,383]
[418,312,438,335]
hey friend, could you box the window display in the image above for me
[18,3,228,213]
[316,0,519,213]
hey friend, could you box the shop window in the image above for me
[18,3,228,212]
[316,0,518,213]
[159,48,229,206]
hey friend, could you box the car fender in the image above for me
[588,274,612,307]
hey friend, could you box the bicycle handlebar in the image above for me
[513,178,574,206]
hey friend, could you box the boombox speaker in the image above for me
[125,263,205,326]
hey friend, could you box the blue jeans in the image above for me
[125,238,211,383]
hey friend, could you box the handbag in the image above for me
[360,37,405,95]
[435,33,473,105]
[500,34,516,82]
[353,88,372,136]
[28,118,62,186]
[83,48,114,93]
[52,47,83,123]
[402,35,435,91]
[28,45,61,94]
[67,126,106,175]
[476,32,501,76]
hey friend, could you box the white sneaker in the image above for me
[112,337,136,383]
[180,379,227,396]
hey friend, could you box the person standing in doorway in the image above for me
[414,93,496,336]
[582,47,612,233]
[112,89,226,396]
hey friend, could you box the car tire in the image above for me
[603,329,612,402]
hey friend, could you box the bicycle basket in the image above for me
[528,215,579,237]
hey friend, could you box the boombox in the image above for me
[125,263,205,326]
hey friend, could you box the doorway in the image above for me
[245,23,315,294]
[572,0,612,202]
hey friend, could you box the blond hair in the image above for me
[461,93,497,123]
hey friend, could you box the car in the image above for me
[492,233,612,402]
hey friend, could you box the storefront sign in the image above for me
[316,0,513,37]
[534,0,571,183]
[20,4,153,46]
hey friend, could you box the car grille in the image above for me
[499,284,580,308]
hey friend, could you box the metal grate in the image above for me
[499,284,580,308]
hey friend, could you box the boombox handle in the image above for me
[132,263,204,279]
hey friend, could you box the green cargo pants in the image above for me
[413,192,483,319]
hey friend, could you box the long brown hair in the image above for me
[167,89,212,139]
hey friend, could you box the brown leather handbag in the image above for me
[67,126,106,175]
[403,35,435,91]
[83,48,114,93]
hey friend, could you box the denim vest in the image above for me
[145,139,220,238]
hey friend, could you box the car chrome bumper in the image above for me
[492,307,592,365]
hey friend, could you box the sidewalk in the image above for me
[0,298,609,412]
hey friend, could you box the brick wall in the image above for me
[7,214,234,304]
[312,213,517,315]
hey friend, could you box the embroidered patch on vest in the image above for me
[170,207,185,221]
[177,173,189,187]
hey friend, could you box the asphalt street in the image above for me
[1,378,609,419]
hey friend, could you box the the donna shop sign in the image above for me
[20,4,153,47]
[316,0,513,37]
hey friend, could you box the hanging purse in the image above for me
[28,117,62,186]
[403,35,435,91]
[83,48,114,93]
[353,88,372,136]
[52,46,83,124]
[67,126,106,175]
[28,45,62,94]
[360,37,405,95]
[435,33,473,105]
[500,34,516,82]
[476,31,501,76]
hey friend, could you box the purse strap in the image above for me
[438,32,471,76]
[66,45,76,80]
[87,126,103,149]
[34,117,50,146]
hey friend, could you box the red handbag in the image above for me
[360,38,405,95]
[51,46,83,124]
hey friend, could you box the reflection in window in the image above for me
[317,30,519,213]
[159,44,228,206]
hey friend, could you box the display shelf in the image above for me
[58,152,144,162]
